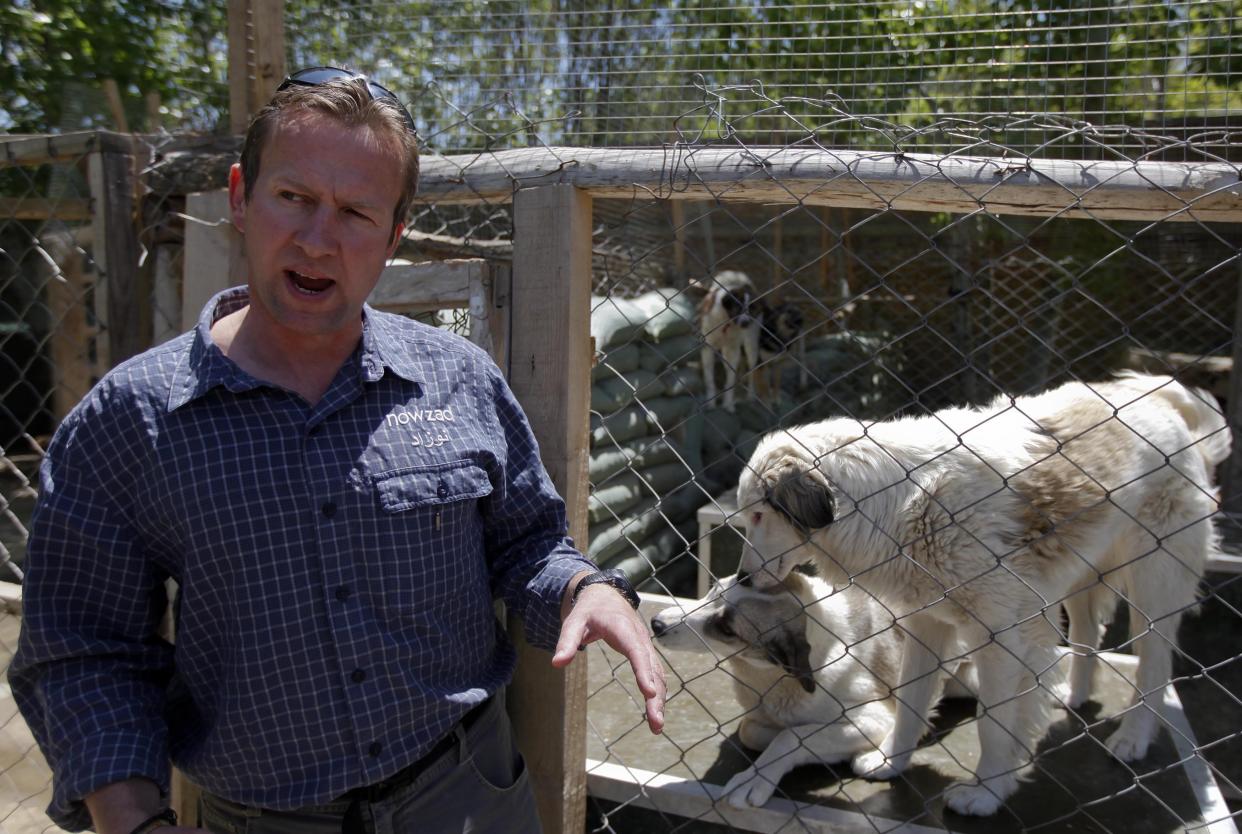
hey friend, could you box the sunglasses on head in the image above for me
[277,66,418,136]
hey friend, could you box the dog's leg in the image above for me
[701,344,718,406]
[852,614,954,781]
[1105,598,1181,762]
[725,703,894,809]
[1063,588,1103,709]
[1105,527,1203,762]
[721,341,741,413]
[944,630,1047,816]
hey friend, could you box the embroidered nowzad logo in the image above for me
[385,406,455,427]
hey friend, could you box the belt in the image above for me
[342,697,492,833]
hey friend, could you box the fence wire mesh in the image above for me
[2,75,1242,834]
[288,0,1242,155]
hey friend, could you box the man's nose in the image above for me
[294,207,338,256]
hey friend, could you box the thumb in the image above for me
[552,615,588,668]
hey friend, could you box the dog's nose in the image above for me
[650,617,667,637]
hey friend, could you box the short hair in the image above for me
[239,76,419,237]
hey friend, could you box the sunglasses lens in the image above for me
[290,67,355,85]
[278,67,417,135]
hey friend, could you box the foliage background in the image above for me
[2,1,1240,154]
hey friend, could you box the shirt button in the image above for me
[335,586,352,602]
[321,502,337,518]
[368,742,382,758]
[437,481,448,498]
[351,668,367,683]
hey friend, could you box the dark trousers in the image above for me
[198,693,541,834]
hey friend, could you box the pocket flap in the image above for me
[375,461,493,512]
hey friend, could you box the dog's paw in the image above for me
[944,780,1007,816]
[1105,724,1152,762]
[851,748,907,781]
[721,767,777,809]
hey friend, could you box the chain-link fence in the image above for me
[517,92,1240,833]
[4,75,1242,833]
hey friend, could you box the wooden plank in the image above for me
[249,0,285,111]
[0,198,92,222]
[368,258,485,311]
[417,146,1242,223]
[506,185,593,834]
[181,190,244,330]
[89,151,145,366]
[42,229,96,422]
[0,131,135,167]
[228,0,251,136]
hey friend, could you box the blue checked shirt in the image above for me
[10,287,594,830]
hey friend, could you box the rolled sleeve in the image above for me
[9,398,175,830]
[479,364,595,651]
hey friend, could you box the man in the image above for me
[10,68,665,834]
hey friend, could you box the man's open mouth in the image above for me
[287,270,334,295]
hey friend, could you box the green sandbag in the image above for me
[587,498,662,563]
[639,334,701,371]
[592,343,641,382]
[590,406,647,447]
[588,471,644,525]
[632,289,698,343]
[591,368,660,414]
[591,295,646,350]
[660,364,706,397]
[588,435,682,482]
[641,396,697,434]
[602,527,688,587]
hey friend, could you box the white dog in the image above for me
[653,572,969,808]
[735,373,1229,816]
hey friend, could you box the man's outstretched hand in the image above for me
[553,580,666,734]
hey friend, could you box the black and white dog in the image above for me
[696,270,804,411]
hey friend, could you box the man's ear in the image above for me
[228,163,247,233]
[387,221,405,258]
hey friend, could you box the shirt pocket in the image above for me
[370,460,496,632]
[374,459,494,513]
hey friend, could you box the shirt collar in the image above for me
[167,287,423,412]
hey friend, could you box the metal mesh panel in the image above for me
[288,0,1242,154]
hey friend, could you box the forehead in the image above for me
[259,113,404,202]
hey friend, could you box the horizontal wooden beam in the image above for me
[0,197,93,222]
[0,130,137,167]
[418,146,1242,223]
[368,258,488,312]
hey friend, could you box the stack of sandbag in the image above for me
[588,290,705,586]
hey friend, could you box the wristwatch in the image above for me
[572,568,640,610]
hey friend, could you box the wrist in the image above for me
[571,568,640,610]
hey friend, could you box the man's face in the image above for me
[228,112,405,342]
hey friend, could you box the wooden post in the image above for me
[181,190,245,330]
[88,150,144,368]
[228,0,285,135]
[507,185,593,834]
[43,229,95,421]
[1222,269,1242,532]
[670,199,687,286]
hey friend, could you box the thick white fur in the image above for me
[698,270,761,413]
[736,373,1229,815]
[653,573,968,808]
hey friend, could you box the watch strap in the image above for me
[572,568,640,610]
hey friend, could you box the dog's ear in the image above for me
[767,463,836,531]
[764,627,816,694]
